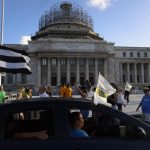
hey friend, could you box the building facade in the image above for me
[2,2,150,92]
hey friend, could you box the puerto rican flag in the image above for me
[0,45,31,74]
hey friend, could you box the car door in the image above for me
[0,101,150,150]
[0,102,60,149]
[55,103,150,150]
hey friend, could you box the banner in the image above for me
[0,45,31,74]
[94,73,116,105]
[125,82,132,91]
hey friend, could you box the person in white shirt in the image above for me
[39,87,49,98]
[116,88,126,111]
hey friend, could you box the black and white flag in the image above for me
[0,45,31,74]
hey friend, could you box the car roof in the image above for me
[0,97,96,112]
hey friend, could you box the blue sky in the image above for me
[0,0,150,47]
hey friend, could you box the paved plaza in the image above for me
[122,94,143,115]
[6,93,144,116]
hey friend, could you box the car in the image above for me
[0,97,150,150]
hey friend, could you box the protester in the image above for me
[46,86,52,97]
[116,88,126,111]
[15,87,26,119]
[69,112,89,137]
[59,83,66,97]
[124,82,132,103]
[136,87,150,124]
[65,83,72,98]
[39,87,49,97]
[25,88,32,98]
[76,85,87,98]
[0,85,6,104]
[75,81,94,118]
[84,80,92,90]
[107,83,118,109]
[16,87,24,100]
[75,80,94,100]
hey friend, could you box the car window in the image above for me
[68,106,142,139]
[4,108,55,140]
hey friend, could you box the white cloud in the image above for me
[87,0,113,10]
[20,36,31,45]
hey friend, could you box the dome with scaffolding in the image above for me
[31,1,103,41]
[38,1,94,31]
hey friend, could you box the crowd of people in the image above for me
[1,81,150,123]
[1,81,150,140]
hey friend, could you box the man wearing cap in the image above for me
[136,87,150,124]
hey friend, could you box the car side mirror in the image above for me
[137,127,147,139]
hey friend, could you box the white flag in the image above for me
[125,82,132,91]
[94,73,116,105]
[0,45,31,74]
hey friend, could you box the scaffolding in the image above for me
[38,1,94,31]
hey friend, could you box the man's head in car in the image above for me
[69,112,84,129]
[69,112,89,137]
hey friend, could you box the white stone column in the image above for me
[94,58,98,85]
[37,59,41,86]
[120,63,122,83]
[3,74,6,84]
[57,58,60,85]
[134,63,137,83]
[85,58,89,80]
[67,58,70,83]
[114,61,120,84]
[107,58,115,83]
[12,74,15,84]
[76,58,80,84]
[141,63,144,83]
[47,58,51,85]
[104,59,107,79]
[127,63,130,82]
[148,63,150,83]
[13,74,17,84]
[15,73,21,84]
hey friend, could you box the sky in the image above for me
[0,0,150,47]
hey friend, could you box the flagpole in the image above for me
[0,0,5,85]
[1,0,4,45]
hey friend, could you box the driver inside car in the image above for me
[69,112,89,137]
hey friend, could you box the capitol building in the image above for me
[2,2,150,92]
